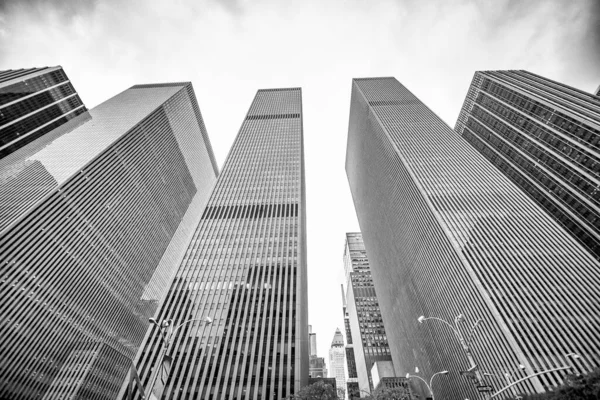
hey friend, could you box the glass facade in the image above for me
[343,232,391,395]
[455,70,600,261]
[130,88,308,400]
[0,82,218,399]
[0,67,87,159]
[346,77,600,399]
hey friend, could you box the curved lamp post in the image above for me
[488,353,580,399]
[418,314,485,389]
[405,370,448,400]
[146,316,213,398]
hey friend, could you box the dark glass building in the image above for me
[343,232,392,395]
[129,88,308,400]
[0,82,218,399]
[0,66,87,159]
[346,77,600,399]
[456,70,600,261]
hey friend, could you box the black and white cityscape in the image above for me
[1,1,599,400]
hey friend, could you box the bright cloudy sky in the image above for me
[1,0,598,361]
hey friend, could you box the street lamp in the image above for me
[146,315,213,398]
[485,353,580,400]
[418,314,486,390]
[405,369,448,400]
[483,365,526,399]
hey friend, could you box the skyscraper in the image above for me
[0,67,87,159]
[0,82,218,399]
[343,233,392,395]
[329,328,346,399]
[456,70,600,260]
[129,88,308,399]
[346,77,600,399]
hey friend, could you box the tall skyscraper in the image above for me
[0,82,218,399]
[0,66,87,159]
[329,328,346,399]
[343,233,392,395]
[346,77,600,399]
[129,88,308,400]
[456,70,600,260]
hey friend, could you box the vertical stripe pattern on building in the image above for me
[131,88,308,400]
[455,70,600,261]
[346,77,600,399]
[0,82,218,399]
[0,67,87,159]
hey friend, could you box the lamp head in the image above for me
[566,353,580,359]
[440,370,449,375]
[417,316,426,323]
[162,320,171,328]
[455,314,465,323]
[204,316,213,325]
[406,373,410,379]
[149,317,157,325]
[518,364,526,370]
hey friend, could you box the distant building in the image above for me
[595,84,600,97]
[0,66,87,159]
[343,233,392,395]
[310,325,318,356]
[0,82,218,399]
[309,325,328,378]
[346,77,600,399]
[329,328,347,399]
[371,361,412,399]
[456,70,600,260]
[342,285,360,399]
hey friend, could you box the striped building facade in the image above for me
[130,88,308,400]
[0,82,218,399]
[345,77,600,399]
[455,70,600,261]
[0,67,87,159]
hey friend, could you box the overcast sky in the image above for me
[1,0,599,362]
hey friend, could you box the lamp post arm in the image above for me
[421,317,461,338]
[466,319,484,346]
[429,371,444,392]
[490,366,572,399]
[407,374,434,400]
[171,318,210,337]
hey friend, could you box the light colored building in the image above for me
[309,325,328,378]
[346,77,600,399]
[129,88,308,400]
[329,328,347,399]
